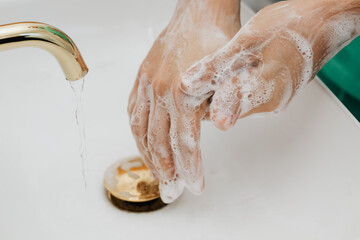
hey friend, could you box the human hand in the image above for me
[128,0,240,203]
[181,0,360,130]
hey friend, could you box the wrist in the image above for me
[175,0,240,19]
[323,0,360,11]
[170,0,241,37]
[300,0,360,15]
[296,0,360,72]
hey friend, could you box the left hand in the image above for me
[128,0,241,202]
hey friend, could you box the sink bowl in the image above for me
[1,1,360,239]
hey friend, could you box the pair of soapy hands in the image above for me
[128,0,360,203]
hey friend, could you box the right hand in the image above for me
[181,0,360,130]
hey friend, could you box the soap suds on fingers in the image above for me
[129,0,238,203]
[181,0,360,129]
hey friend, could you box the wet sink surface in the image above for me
[1,1,360,239]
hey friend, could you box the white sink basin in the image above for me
[1,1,360,239]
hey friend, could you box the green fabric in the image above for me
[318,36,360,121]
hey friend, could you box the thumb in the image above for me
[179,54,221,97]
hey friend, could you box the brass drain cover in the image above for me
[104,156,166,212]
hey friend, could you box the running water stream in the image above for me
[70,78,87,189]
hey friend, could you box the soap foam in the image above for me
[283,30,314,94]
[316,13,360,71]
[132,0,360,204]
[180,2,324,123]
[130,14,231,203]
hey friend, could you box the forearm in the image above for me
[171,0,241,37]
[176,0,240,12]
[294,0,360,73]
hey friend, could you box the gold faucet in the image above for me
[0,22,88,81]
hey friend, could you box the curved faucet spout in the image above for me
[0,22,88,81]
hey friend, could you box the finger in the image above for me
[130,81,149,128]
[130,100,158,175]
[128,79,139,116]
[209,53,265,130]
[147,105,175,180]
[130,79,159,177]
[159,177,184,204]
[143,152,160,180]
[169,106,205,195]
[210,77,242,130]
[180,35,262,97]
[210,77,275,131]
[128,65,149,116]
[148,105,185,203]
[133,127,160,179]
[180,54,221,96]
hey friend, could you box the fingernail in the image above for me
[187,62,202,76]
[183,63,202,83]
[179,81,189,92]
[222,117,235,131]
[159,179,184,204]
[185,175,205,195]
[211,114,235,131]
[180,63,202,93]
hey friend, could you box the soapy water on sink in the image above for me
[70,78,88,189]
